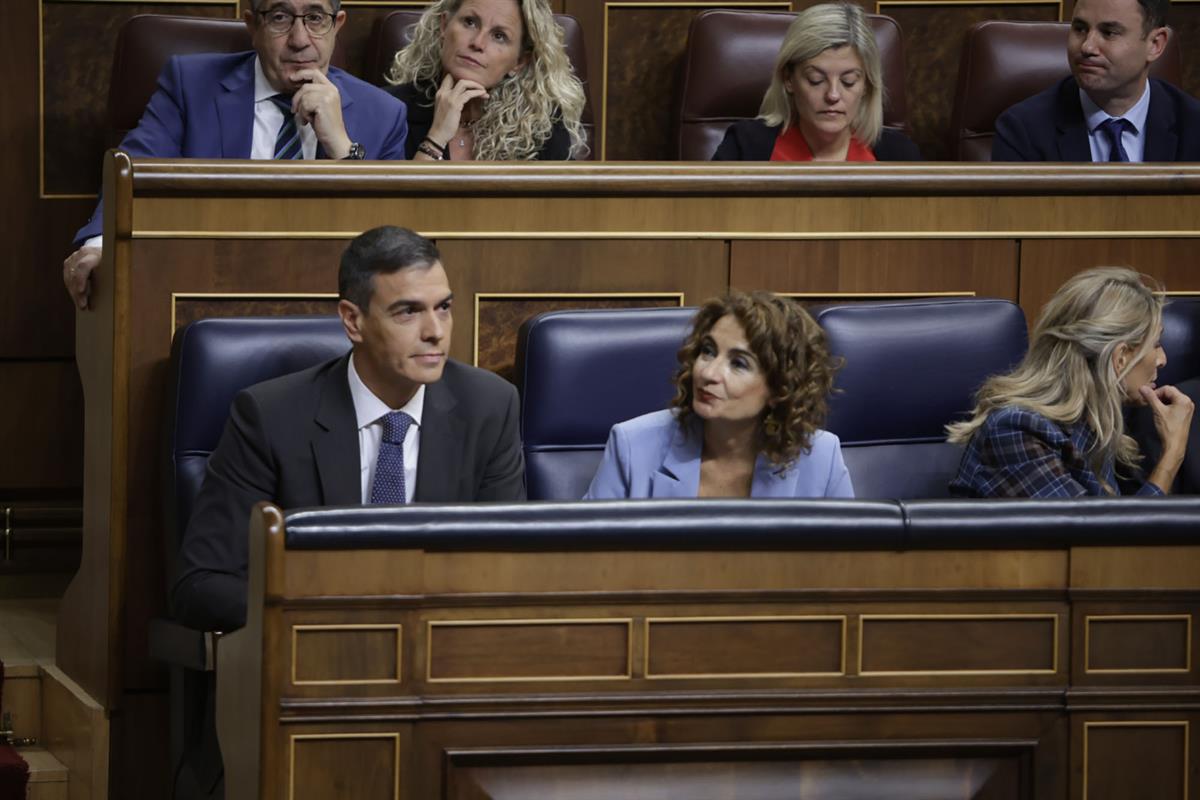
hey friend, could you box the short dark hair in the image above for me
[1137,0,1168,32]
[338,226,440,310]
[253,0,342,12]
[670,291,840,469]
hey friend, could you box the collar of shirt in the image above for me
[1080,81,1150,162]
[251,56,319,160]
[347,352,426,430]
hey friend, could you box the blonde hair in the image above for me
[947,267,1164,491]
[385,0,587,160]
[758,3,884,146]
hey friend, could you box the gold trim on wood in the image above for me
[133,229,1200,240]
[425,617,635,683]
[643,615,848,679]
[857,613,1060,676]
[290,624,403,686]
[37,0,240,199]
[169,291,338,339]
[599,1,790,160]
[289,732,401,800]
[1082,721,1189,800]
[779,291,976,300]
[1083,614,1192,675]
[471,291,685,366]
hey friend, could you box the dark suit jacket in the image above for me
[992,76,1200,162]
[388,81,571,160]
[171,355,525,631]
[75,51,409,245]
[711,119,922,161]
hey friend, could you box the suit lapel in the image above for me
[311,356,362,505]
[414,380,463,502]
[1142,80,1176,162]
[217,55,256,159]
[749,455,792,498]
[1055,79,1093,161]
[650,420,701,498]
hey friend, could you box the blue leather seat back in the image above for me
[815,298,1028,499]
[515,307,696,500]
[1160,297,1200,386]
[165,316,350,561]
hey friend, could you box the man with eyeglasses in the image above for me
[63,0,409,311]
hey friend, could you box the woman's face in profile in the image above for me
[1118,327,1166,405]
[784,45,865,142]
[440,0,527,89]
[691,314,771,426]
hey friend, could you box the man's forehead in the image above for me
[261,0,336,12]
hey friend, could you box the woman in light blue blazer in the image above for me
[585,291,854,499]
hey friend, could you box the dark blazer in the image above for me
[388,81,571,160]
[949,405,1163,498]
[992,75,1200,162]
[74,51,409,245]
[171,355,525,631]
[711,118,922,161]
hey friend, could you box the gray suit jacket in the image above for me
[171,354,524,630]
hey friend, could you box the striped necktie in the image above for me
[270,94,302,160]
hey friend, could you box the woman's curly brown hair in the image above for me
[670,291,840,469]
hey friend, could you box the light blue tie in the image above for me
[370,411,413,504]
[270,94,302,160]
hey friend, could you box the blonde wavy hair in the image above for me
[947,267,1164,491]
[758,3,884,146]
[671,291,840,470]
[385,0,587,160]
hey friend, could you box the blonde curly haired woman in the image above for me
[948,267,1194,498]
[385,0,587,160]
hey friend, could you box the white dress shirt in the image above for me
[83,56,315,250]
[348,353,425,504]
[1081,81,1151,163]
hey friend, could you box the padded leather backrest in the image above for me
[816,298,1028,498]
[164,316,350,570]
[107,13,348,147]
[949,19,1183,161]
[515,307,696,499]
[365,10,595,158]
[1160,297,1200,386]
[675,9,908,160]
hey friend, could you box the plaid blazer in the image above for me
[949,406,1163,499]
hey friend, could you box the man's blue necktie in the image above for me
[270,94,302,160]
[1099,117,1130,163]
[370,411,413,504]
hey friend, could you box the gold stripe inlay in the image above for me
[169,291,338,341]
[291,623,403,686]
[1082,721,1189,800]
[644,615,848,679]
[857,613,1060,676]
[289,733,401,800]
[1083,614,1192,675]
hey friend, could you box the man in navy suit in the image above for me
[62,0,408,309]
[992,0,1200,162]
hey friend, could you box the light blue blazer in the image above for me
[583,410,854,499]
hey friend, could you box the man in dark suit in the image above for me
[172,227,525,632]
[62,0,408,309]
[992,0,1200,162]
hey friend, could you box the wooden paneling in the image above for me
[427,619,632,681]
[40,2,240,197]
[730,239,1019,299]
[293,625,403,685]
[40,665,108,800]
[645,616,845,677]
[291,734,399,800]
[1081,721,1189,800]
[859,615,1059,675]
[1085,615,1192,673]
[878,2,1061,161]
[0,363,83,489]
[1018,242,1200,327]
[1172,5,1200,100]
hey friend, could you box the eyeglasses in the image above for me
[256,8,336,36]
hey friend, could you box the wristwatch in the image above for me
[341,142,366,160]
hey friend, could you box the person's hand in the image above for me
[1144,383,1194,458]
[63,246,101,311]
[291,69,352,159]
[427,74,489,148]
